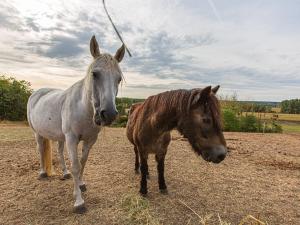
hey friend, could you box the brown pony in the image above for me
[126,85,227,195]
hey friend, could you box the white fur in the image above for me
[27,36,124,210]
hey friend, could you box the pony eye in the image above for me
[203,118,211,124]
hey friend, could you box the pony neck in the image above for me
[146,89,191,132]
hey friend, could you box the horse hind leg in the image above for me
[35,133,52,179]
[155,153,167,194]
[139,152,149,196]
[134,145,140,174]
[134,145,149,178]
[58,141,71,180]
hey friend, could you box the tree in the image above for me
[281,99,300,114]
[0,75,33,121]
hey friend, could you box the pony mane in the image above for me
[141,89,222,131]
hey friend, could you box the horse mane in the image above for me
[140,89,222,131]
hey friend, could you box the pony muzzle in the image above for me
[201,145,227,164]
[94,108,118,126]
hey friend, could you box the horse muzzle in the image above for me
[94,109,118,126]
[201,145,227,163]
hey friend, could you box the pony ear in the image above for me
[115,44,125,62]
[190,86,212,107]
[90,35,101,58]
[212,85,220,94]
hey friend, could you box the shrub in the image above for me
[222,108,240,131]
[240,115,258,132]
[0,75,32,121]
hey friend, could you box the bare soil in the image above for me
[0,124,299,225]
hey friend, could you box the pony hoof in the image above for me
[139,190,148,197]
[38,172,48,180]
[80,184,87,192]
[146,175,150,180]
[63,173,72,179]
[160,189,168,195]
[135,169,140,174]
[73,204,87,214]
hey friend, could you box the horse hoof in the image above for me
[73,204,87,214]
[80,184,87,192]
[38,172,48,180]
[135,169,140,174]
[146,174,150,180]
[63,173,72,179]
[139,190,148,197]
[160,189,168,195]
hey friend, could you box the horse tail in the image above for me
[43,138,53,176]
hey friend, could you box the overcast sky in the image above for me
[0,0,299,101]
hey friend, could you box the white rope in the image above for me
[102,0,132,57]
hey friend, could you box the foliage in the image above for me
[0,75,33,121]
[222,108,240,131]
[220,94,282,133]
[240,115,258,132]
[281,99,300,114]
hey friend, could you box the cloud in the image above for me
[0,0,299,101]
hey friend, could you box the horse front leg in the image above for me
[66,134,86,213]
[57,141,71,179]
[79,137,97,192]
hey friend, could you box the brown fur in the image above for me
[126,87,226,195]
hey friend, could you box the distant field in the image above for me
[280,123,300,133]
[242,112,300,122]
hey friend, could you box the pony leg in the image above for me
[134,145,139,173]
[66,134,86,213]
[57,141,71,179]
[155,154,167,194]
[35,133,47,179]
[139,152,148,196]
[79,137,97,192]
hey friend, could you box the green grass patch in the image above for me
[280,123,300,133]
[242,112,300,122]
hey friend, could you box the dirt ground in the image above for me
[0,124,299,225]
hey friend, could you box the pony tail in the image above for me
[43,139,53,176]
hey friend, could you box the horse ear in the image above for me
[212,85,220,94]
[190,86,212,107]
[115,44,125,62]
[90,35,101,58]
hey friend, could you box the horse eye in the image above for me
[203,118,211,124]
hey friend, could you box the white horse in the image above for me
[27,35,125,213]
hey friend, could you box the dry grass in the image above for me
[120,195,268,225]
[121,193,160,225]
[1,124,299,225]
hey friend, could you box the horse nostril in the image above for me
[217,153,225,162]
[100,110,107,120]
